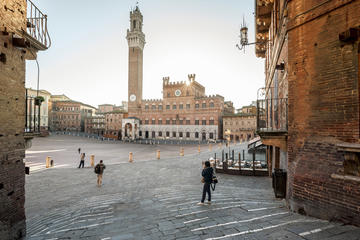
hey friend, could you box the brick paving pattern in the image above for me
[25,136,360,239]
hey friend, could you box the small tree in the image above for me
[34,96,45,106]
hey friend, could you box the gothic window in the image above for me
[152,104,156,110]
[133,20,136,29]
[195,132,199,138]
[158,131,162,137]
[145,105,149,110]
[158,119,162,124]
[195,103,199,109]
[167,92,170,97]
[173,104,177,110]
[172,119,176,124]
[172,132,176,137]
[145,119,149,124]
[166,119,170,124]
[179,119,183,125]
[209,133,214,139]
[186,103,190,109]
[179,132,183,138]
[158,105,163,110]
[186,119,190,125]
[152,119,155,124]
[195,120,199,125]
[186,132,190,138]
[166,131,170,137]
[202,120,206,125]
[179,104,183,109]
[166,104,170,110]
[202,102,206,108]
[210,102,214,108]
[209,119,214,125]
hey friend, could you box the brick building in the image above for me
[223,113,256,142]
[104,111,127,139]
[98,104,114,114]
[122,7,226,141]
[255,0,360,225]
[84,115,105,136]
[49,101,82,132]
[0,0,50,238]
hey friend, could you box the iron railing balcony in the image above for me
[256,98,288,135]
[23,0,51,50]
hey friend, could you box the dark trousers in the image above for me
[201,182,211,203]
[78,160,84,168]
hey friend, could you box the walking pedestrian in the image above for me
[198,160,213,205]
[78,147,81,154]
[94,160,106,187]
[78,153,85,168]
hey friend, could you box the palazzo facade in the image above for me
[122,7,226,141]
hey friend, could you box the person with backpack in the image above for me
[95,160,106,187]
[78,152,85,168]
[198,160,214,205]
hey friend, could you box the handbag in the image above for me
[212,176,218,184]
[201,177,205,183]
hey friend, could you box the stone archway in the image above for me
[124,123,133,138]
[122,117,140,140]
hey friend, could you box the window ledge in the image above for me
[337,142,360,153]
[331,173,360,182]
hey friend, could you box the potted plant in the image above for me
[34,96,45,106]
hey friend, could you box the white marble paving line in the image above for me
[184,217,209,224]
[176,204,244,217]
[247,206,284,212]
[299,225,335,236]
[205,219,319,240]
[76,215,114,223]
[158,196,190,202]
[26,149,67,154]
[171,201,254,212]
[30,164,70,173]
[30,226,50,237]
[166,198,244,208]
[192,212,289,231]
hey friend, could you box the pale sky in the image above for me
[26,0,265,109]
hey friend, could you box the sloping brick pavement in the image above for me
[25,137,360,240]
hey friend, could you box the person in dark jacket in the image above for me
[95,160,106,187]
[198,161,213,205]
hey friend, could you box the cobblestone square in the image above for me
[25,136,360,240]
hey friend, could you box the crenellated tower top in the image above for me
[126,6,145,50]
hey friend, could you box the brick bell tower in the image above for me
[126,6,145,113]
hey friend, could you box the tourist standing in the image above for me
[78,153,85,168]
[198,161,213,205]
[78,147,81,154]
[95,160,106,187]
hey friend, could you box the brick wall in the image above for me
[0,0,27,238]
[287,0,360,225]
